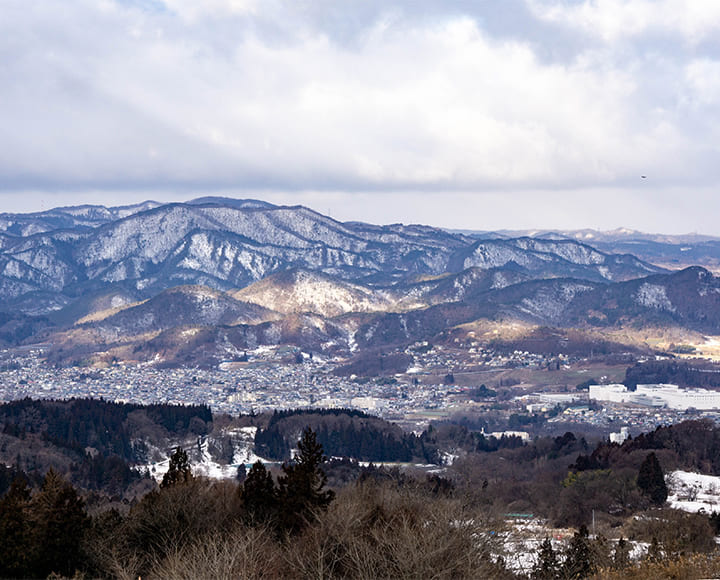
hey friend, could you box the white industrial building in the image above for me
[589,383,720,410]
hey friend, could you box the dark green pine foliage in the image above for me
[240,461,278,525]
[532,537,560,580]
[613,537,631,570]
[27,468,89,578]
[0,476,32,578]
[637,451,668,506]
[710,510,720,534]
[277,426,335,534]
[253,408,424,462]
[161,446,193,488]
[562,524,595,579]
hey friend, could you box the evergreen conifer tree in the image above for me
[277,426,335,534]
[0,476,31,578]
[241,461,278,525]
[161,446,193,488]
[532,537,560,579]
[27,468,88,578]
[637,452,668,506]
[562,524,595,579]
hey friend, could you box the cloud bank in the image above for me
[1,1,719,231]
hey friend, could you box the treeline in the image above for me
[575,419,720,475]
[254,408,431,462]
[542,420,720,529]
[422,422,527,454]
[0,397,211,460]
[624,359,720,389]
[254,409,532,464]
[0,398,213,494]
[0,429,512,579]
[4,425,720,579]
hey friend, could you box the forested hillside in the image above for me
[3,417,720,578]
[0,399,212,495]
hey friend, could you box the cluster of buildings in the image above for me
[589,383,720,411]
[4,342,720,437]
[0,346,462,428]
[409,340,563,373]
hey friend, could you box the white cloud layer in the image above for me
[1,0,719,231]
[529,0,720,43]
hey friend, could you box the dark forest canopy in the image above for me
[254,408,531,463]
[254,408,429,462]
[624,358,720,389]
[5,417,720,578]
[573,419,720,476]
[0,397,211,458]
[0,398,213,494]
[5,397,720,577]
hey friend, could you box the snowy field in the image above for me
[667,470,720,514]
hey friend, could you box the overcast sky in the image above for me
[2,0,719,233]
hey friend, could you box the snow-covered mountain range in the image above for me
[2,197,720,366]
[0,197,665,314]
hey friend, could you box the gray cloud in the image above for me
[1,0,719,232]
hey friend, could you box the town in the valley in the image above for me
[3,340,717,440]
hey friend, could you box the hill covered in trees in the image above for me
[0,398,211,495]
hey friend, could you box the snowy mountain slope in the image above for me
[451,237,664,282]
[351,267,720,349]
[0,199,671,318]
[233,269,397,317]
[74,203,466,283]
[0,201,162,237]
[86,285,278,338]
[5,199,720,365]
[562,266,720,331]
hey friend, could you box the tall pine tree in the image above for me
[277,426,335,534]
[161,446,193,488]
[532,537,560,579]
[27,469,88,578]
[241,461,278,525]
[562,525,595,579]
[637,452,668,506]
[0,476,31,578]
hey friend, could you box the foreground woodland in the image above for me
[4,402,720,577]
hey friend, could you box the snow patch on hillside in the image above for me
[237,271,393,317]
[635,283,675,312]
[142,427,271,483]
[519,282,592,322]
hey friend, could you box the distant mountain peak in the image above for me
[187,197,276,209]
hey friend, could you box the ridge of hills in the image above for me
[0,198,663,313]
[1,198,720,366]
